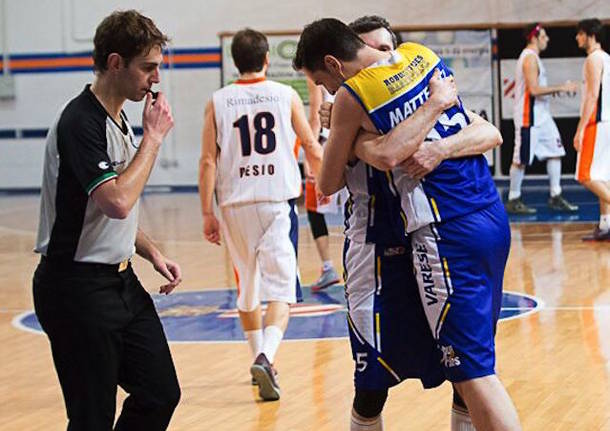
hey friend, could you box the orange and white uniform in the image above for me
[513,48,565,165]
[212,77,301,310]
[575,49,610,182]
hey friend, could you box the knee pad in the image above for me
[307,210,328,239]
[353,388,388,418]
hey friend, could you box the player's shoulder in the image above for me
[584,50,606,70]
[264,79,298,97]
[58,88,105,135]
[396,41,439,59]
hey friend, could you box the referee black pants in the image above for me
[33,258,180,431]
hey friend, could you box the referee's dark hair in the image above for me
[293,18,365,72]
[93,10,169,71]
[231,28,269,74]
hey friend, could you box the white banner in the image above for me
[221,34,310,103]
[500,57,584,120]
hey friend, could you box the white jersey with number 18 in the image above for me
[213,78,301,207]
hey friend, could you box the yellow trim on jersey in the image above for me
[375,312,381,351]
[377,357,401,382]
[430,197,440,221]
[442,257,451,279]
[344,42,440,113]
[439,302,451,326]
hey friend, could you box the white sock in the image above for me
[261,325,284,363]
[547,158,562,197]
[322,260,334,272]
[600,215,610,231]
[451,405,476,431]
[245,329,263,359]
[508,165,525,200]
[350,410,383,431]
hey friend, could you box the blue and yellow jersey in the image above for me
[343,42,499,226]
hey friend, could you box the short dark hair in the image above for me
[577,19,605,43]
[348,15,398,49]
[523,22,543,42]
[231,29,269,74]
[293,18,365,72]
[93,10,169,72]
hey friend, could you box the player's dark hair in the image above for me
[231,28,269,74]
[523,22,542,42]
[577,19,605,43]
[93,10,169,72]
[348,15,398,49]
[293,18,365,72]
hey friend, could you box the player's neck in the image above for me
[90,75,126,123]
[526,43,539,54]
[238,71,266,81]
[587,42,602,55]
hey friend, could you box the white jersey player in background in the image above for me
[198,28,323,401]
[574,18,610,241]
[505,23,579,214]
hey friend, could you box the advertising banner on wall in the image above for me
[399,30,494,121]
[500,57,583,120]
[221,34,310,103]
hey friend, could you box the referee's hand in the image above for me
[153,256,182,295]
[142,91,174,146]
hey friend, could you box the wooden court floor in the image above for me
[2,193,610,430]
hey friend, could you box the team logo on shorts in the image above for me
[440,345,461,368]
[13,288,542,342]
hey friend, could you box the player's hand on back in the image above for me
[142,91,174,146]
[400,140,446,180]
[428,69,458,111]
[319,101,333,129]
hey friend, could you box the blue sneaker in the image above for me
[308,267,341,292]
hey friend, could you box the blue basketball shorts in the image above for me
[410,198,511,382]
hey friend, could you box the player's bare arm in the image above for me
[199,99,221,245]
[306,77,323,139]
[401,111,502,180]
[574,55,603,150]
[92,92,174,219]
[353,69,457,170]
[523,54,577,96]
[291,90,323,177]
[317,86,366,196]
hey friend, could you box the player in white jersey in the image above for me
[302,78,342,291]
[198,29,323,401]
[506,23,579,215]
[574,19,610,241]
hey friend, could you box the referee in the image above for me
[33,11,181,430]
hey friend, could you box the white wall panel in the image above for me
[0,0,608,188]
